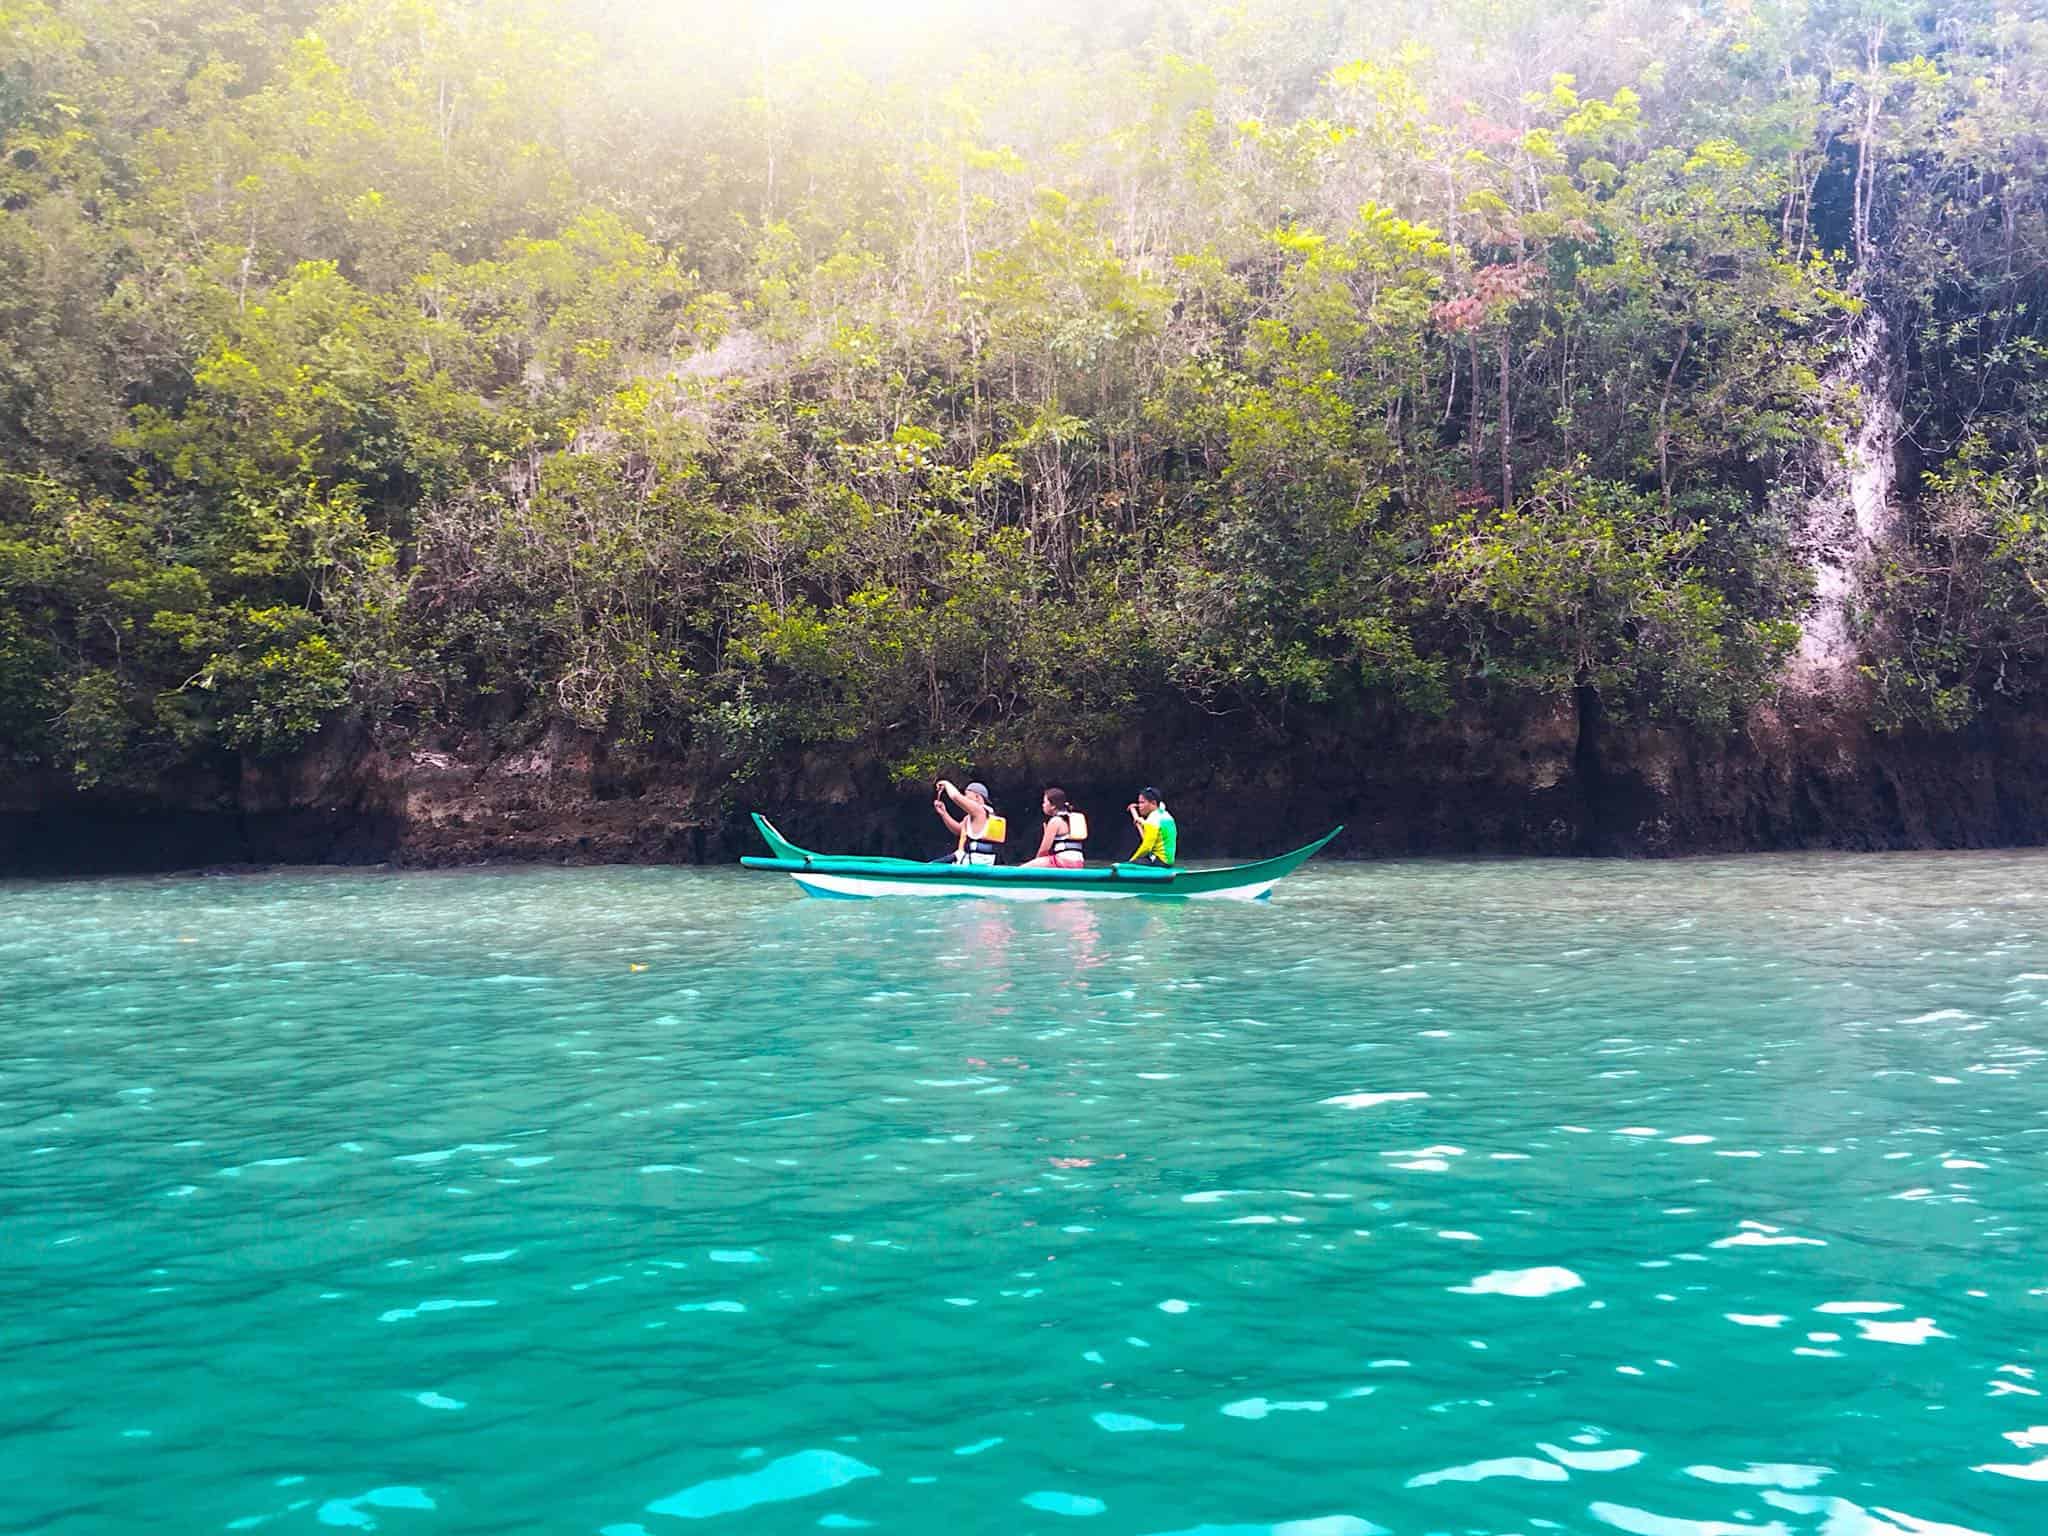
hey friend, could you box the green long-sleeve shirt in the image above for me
[1129,806,1177,864]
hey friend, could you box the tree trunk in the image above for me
[1853,23,1886,265]
[1656,331,1690,508]
[1497,331,1513,510]
[1467,336,1483,492]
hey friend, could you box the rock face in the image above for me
[6,690,2047,875]
[1790,308,1902,694]
[1588,697,2048,854]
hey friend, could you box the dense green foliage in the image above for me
[2,0,2046,791]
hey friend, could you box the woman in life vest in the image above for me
[1025,788,1088,869]
[933,779,1006,864]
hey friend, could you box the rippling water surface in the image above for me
[5,853,2048,1535]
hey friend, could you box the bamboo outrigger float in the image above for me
[741,814,1341,901]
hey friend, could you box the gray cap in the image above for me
[966,782,990,800]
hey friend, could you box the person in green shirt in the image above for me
[1125,786,1177,866]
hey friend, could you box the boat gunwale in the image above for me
[741,819,1342,894]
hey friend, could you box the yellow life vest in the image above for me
[960,810,1007,860]
[1052,811,1088,854]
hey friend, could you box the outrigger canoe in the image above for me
[741,814,1341,901]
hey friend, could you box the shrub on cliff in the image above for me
[0,0,2042,792]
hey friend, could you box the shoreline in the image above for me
[8,690,2048,879]
[12,838,2048,889]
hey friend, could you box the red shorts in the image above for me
[1025,851,1086,869]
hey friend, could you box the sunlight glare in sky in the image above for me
[728,0,1056,58]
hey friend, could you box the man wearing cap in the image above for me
[1126,786,1177,866]
[933,779,1006,864]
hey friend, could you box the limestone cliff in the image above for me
[7,688,2047,875]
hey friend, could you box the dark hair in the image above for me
[1138,785,1163,802]
[1044,787,1071,812]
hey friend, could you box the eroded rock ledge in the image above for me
[7,691,2047,877]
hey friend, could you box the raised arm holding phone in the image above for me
[1126,786,1177,866]
[932,779,1005,865]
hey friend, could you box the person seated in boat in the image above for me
[1126,786,1177,866]
[1024,788,1088,869]
[933,779,1005,864]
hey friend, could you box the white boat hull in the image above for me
[788,871,1277,902]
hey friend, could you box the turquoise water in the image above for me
[4,855,2046,1535]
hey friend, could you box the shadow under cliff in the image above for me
[6,691,2048,877]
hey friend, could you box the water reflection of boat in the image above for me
[740,815,1340,902]
[1038,898,1104,971]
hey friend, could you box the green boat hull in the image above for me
[742,815,1340,901]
